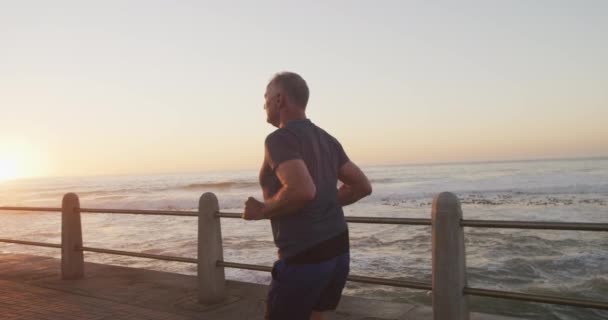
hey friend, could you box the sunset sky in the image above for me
[1,1,607,180]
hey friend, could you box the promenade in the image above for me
[0,253,521,320]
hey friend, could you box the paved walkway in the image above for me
[0,253,522,319]
[0,279,186,320]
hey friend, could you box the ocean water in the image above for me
[0,158,607,320]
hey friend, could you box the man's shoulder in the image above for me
[264,121,340,146]
[265,126,300,143]
[265,128,287,143]
[264,128,301,150]
[311,124,342,146]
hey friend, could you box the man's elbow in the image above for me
[360,183,372,197]
[295,184,316,202]
[350,182,372,199]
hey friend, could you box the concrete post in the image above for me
[197,192,226,304]
[432,192,469,320]
[61,192,84,280]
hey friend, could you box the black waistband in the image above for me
[285,230,349,265]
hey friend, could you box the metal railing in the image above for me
[1,192,607,318]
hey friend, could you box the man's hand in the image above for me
[242,197,266,220]
[337,161,372,206]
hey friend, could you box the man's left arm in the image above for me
[243,159,316,220]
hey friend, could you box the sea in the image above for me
[0,158,607,320]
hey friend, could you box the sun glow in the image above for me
[0,157,21,182]
[0,141,48,181]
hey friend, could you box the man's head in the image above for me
[264,72,309,127]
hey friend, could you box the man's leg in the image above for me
[267,260,334,320]
[313,253,350,314]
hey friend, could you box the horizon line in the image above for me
[368,155,608,169]
[4,155,607,183]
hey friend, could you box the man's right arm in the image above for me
[337,161,372,206]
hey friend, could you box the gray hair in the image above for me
[269,72,310,109]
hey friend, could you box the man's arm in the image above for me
[243,159,316,220]
[337,161,372,206]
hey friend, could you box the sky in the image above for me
[1,1,607,179]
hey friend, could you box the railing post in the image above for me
[432,192,469,320]
[198,192,226,304]
[61,192,84,279]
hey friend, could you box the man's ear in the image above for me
[276,93,285,109]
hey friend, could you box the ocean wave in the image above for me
[519,278,608,320]
[369,178,396,184]
[351,234,431,251]
[224,239,275,249]
[78,189,148,196]
[12,181,259,202]
[569,276,608,301]
[178,181,258,191]
[381,191,608,208]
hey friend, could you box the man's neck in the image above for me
[279,113,307,128]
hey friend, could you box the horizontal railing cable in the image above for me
[2,206,606,231]
[464,287,608,310]
[79,208,198,217]
[217,261,272,272]
[346,216,431,225]
[215,212,242,219]
[0,238,61,248]
[0,206,199,216]
[80,246,197,263]
[218,261,432,290]
[0,206,61,212]
[348,274,432,290]
[218,212,432,225]
[461,220,608,232]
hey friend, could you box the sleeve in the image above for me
[265,130,302,170]
[336,140,350,168]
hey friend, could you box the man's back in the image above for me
[260,119,349,258]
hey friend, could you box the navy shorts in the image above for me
[265,252,350,320]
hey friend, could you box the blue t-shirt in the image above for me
[259,119,349,258]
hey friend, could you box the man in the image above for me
[242,72,372,320]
